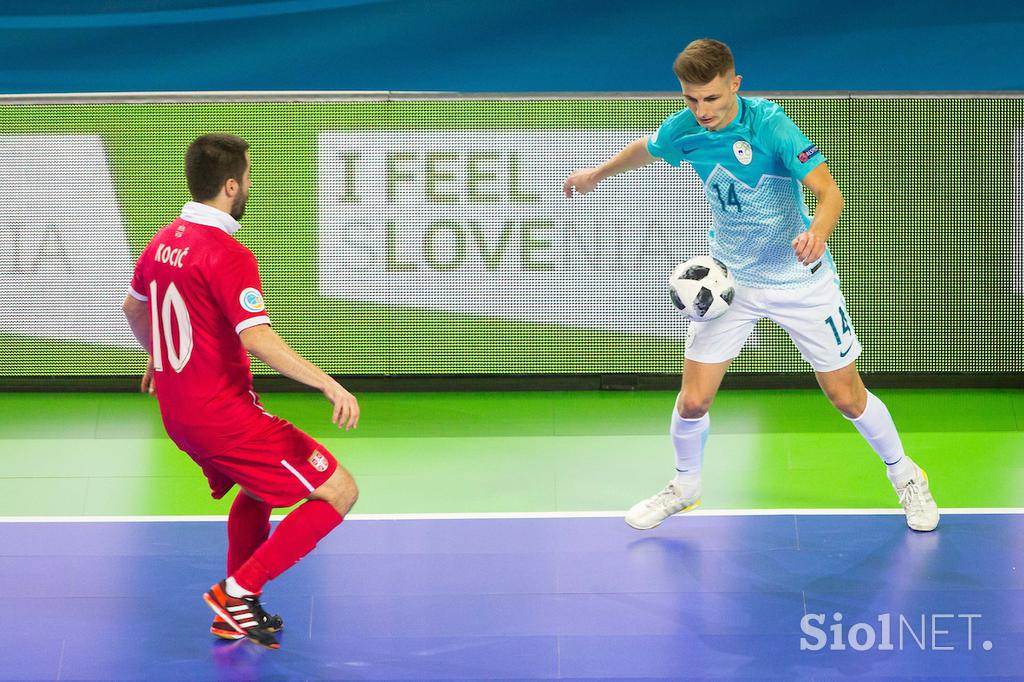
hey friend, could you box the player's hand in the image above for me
[563,168,600,198]
[791,230,827,266]
[140,358,156,395]
[324,380,360,430]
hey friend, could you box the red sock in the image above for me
[232,500,342,593]
[226,491,272,576]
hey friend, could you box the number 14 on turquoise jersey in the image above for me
[710,181,742,212]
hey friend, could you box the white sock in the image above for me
[847,391,915,485]
[225,576,256,598]
[671,407,708,495]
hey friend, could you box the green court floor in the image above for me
[0,389,1021,516]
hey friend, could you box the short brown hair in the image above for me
[673,39,734,84]
[185,134,249,202]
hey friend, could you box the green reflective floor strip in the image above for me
[0,389,1020,516]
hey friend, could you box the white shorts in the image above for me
[685,275,862,373]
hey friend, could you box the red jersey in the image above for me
[129,203,273,456]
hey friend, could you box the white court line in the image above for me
[0,508,1022,523]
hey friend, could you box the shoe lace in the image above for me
[243,596,273,626]
[649,483,680,508]
[898,479,919,509]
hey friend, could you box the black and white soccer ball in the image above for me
[669,255,736,321]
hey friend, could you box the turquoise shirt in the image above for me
[647,96,834,288]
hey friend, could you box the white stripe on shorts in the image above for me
[280,459,315,493]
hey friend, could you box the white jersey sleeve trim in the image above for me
[128,287,149,302]
[235,316,271,334]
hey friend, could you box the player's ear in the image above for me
[225,177,238,197]
[732,74,742,92]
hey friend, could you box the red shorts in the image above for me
[190,418,339,508]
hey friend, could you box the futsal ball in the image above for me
[669,255,736,321]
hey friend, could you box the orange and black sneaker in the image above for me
[203,580,280,649]
[210,615,245,641]
[211,609,284,640]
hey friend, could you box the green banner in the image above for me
[0,97,1020,376]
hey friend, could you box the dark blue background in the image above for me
[1,0,1022,93]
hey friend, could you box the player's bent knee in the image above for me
[310,466,359,516]
[820,380,867,418]
[677,395,711,419]
[828,391,864,419]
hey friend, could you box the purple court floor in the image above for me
[2,514,1021,680]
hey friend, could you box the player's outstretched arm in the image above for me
[792,163,844,265]
[563,137,656,198]
[240,324,360,430]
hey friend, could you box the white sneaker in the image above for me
[893,467,939,532]
[625,480,701,530]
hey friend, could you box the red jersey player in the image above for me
[122,134,359,649]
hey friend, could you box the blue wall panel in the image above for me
[1,1,1022,93]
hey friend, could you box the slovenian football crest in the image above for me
[733,140,753,165]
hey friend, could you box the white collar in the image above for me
[180,201,242,235]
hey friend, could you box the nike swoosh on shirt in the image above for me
[839,345,854,357]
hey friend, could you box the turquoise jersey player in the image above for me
[563,38,939,532]
[647,95,836,289]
